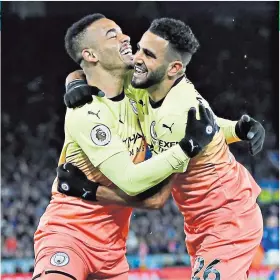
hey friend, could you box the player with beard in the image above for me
[33,14,220,280]
[58,17,265,280]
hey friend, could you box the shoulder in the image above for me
[161,77,210,117]
[168,77,198,105]
[66,97,115,128]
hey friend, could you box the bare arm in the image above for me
[95,175,176,209]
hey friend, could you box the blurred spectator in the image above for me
[262,215,279,266]
[3,235,17,257]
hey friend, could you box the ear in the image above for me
[167,61,183,77]
[82,49,99,63]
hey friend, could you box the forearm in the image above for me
[96,176,175,209]
[98,146,189,196]
[216,117,241,144]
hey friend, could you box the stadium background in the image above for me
[1,1,279,279]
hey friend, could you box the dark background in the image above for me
[1,1,279,272]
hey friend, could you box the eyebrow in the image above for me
[137,43,157,59]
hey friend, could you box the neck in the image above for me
[148,74,184,102]
[84,66,126,98]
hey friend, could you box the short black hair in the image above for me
[149,18,200,55]
[65,13,105,64]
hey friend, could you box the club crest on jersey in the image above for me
[150,121,157,141]
[90,125,111,146]
[50,252,69,267]
[129,99,138,115]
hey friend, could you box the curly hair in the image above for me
[149,18,200,55]
[65,13,105,64]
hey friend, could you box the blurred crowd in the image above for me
[1,113,58,259]
[1,6,279,272]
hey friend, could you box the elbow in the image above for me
[153,200,165,210]
[145,196,165,210]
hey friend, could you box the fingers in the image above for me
[80,93,93,106]
[249,142,261,156]
[198,103,216,128]
[251,144,263,156]
[64,87,93,108]
[247,122,262,140]
[90,86,100,96]
[64,162,87,178]
[247,126,257,140]
[250,129,263,146]
[57,164,67,174]
[69,94,77,109]
[248,125,265,156]
[64,94,73,109]
[57,164,70,180]
[57,163,83,178]
[186,107,197,126]
[249,134,264,155]
[246,120,265,156]
[198,103,210,123]
[241,114,251,123]
[205,108,215,126]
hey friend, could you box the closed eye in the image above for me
[136,43,156,59]
[143,49,156,59]
[106,28,121,39]
[108,33,117,39]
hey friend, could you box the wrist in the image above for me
[65,70,85,87]
[164,145,190,170]
[179,138,201,158]
[95,185,109,202]
[66,79,88,93]
[235,120,246,140]
[81,181,100,201]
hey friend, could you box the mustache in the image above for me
[134,63,148,72]
[120,43,132,52]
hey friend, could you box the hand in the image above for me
[57,163,99,201]
[235,115,265,156]
[64,80,100,108]
[179,103,218,157]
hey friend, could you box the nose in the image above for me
[120,33,130,44]
[133,50,143,65]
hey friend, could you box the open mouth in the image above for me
[120,46,133,59]
[133,65,147,78]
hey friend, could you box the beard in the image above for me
[131,65,166,89]
[125,61,134,70]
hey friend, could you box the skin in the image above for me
[79,17,133,98]
[132,31,186,102]
[81,18,134,69]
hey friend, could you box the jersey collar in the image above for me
[149,75,186,108]
[107,90,125,102]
